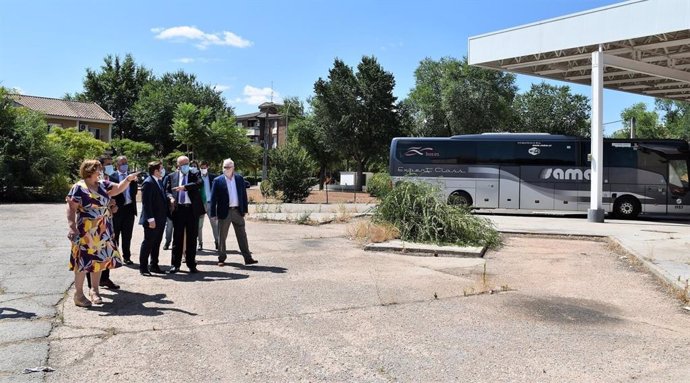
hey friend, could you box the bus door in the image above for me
[498,166,520,209]
[666,156,690,214]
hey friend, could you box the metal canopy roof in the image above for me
[468,0,690,101]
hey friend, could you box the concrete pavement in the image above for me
[478,212,690,299]
[1,203,690,382]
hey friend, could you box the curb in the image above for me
[364,240,486,258]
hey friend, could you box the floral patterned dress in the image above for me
[67,179,123,272]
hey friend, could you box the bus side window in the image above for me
[669,159,688,195]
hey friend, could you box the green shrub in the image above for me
[374,181,501,248]
[260,179,275,198]
[367,172,393,198]
[268,143,317,203]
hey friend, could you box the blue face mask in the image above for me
[190,166,198,174]
[180,164,190,174]
[119,164,128,173]
[160,168,166,178]
[104,165,114,176]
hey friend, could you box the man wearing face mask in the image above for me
[138,161,168,276]
[210,158,257,266]
[197,161,219,251]
[165,155,205,274]
[109,155,138,265]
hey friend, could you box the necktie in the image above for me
[179,174,187,204]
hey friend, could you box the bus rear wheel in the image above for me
[613,196,641,219]
[448,191,473,207]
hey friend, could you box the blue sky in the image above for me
[1,0,654,135]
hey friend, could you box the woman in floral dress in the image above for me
[66,160,139,307]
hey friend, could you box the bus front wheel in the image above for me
[448,191,473,207]
[613,196,641,219]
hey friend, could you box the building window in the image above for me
[88,127,101,140]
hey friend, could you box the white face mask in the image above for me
[200,168,208,176]
[223,169,233,178]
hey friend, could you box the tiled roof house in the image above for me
[13,95,115,143]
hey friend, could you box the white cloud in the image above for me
[236,85,282,106]
[213,84,231,92]
[11,86,24,94]
[173,57,196,64]
[153,26,252,49]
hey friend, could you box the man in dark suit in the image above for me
[198,160,219,251]
[138,161,168,276]
[164,155,204,274]
[210,158,257,266]
[110,155,138,265]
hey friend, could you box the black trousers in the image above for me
[140,223,164,272]
[171,205,198,269]
[113,203,136,261]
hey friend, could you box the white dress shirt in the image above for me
[225,175,239,207]
[119,172,132,205]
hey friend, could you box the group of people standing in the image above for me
[66,155,256,307]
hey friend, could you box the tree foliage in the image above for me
[132,71,229,154]
[313,56,403,190]
[289,113,339,189]
[171,102,259,171]
[47,127,108,177]
[656,99,690,140]
[76,54,152,140]
[110,138,155,171]
[611,102,664,139]
[268,142,317,203]
[512,82,590,136]
[407,57,517,136]
[0,88,68,201]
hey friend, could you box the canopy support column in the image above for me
[588,48,605,223]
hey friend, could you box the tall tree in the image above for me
[133,71,229,154]
[171,102,213,154]
[289,112,339,189]
[407,57,517,136]
[656,99,690,140]
[512,82,590,136]
[314,56,402,190]
[78,54,152,140]
[611,102,665,139]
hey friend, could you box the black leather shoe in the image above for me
[167,266,179,274]
[100,279,120,289]
[198,244,203,251]
[188,267,199,273]
[244,257,258,265]
[124,258,134,265]
[140,270,152,276]
[163,244,170,250]
[149,265,164,274]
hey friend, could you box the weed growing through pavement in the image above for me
[296,212,313,225]
[347,219,400,243]
[374,181,501,248]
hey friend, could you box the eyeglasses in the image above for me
[223,166,234,169]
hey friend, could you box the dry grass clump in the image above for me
[348,220,400,244]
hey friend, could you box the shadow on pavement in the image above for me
[165,269,250,283]
[0,307,37,319]
[196,260,288,274]
[89,290,198,317]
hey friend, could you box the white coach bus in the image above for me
[389,133,690,219]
